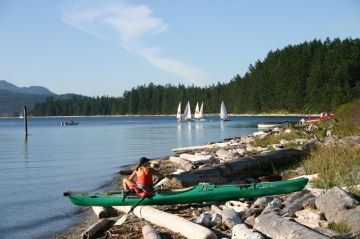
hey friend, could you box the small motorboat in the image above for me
[61,120,79,126]
[300,112,333,124]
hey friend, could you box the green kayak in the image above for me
[64,177,308,207]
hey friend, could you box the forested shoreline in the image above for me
[31,38,360,116]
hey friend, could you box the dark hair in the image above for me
[136,157,150,170]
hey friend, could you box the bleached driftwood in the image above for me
[315,187,359,212]
[81,218,109,239]
[113,206,217,239]
[211,205,241,229]
[216,149,237,161]
[315,187,360,232]
[169,156,195,171]
[244,216,256,227]
[231,224,264,239]
[282,190,309,206]
[295,208,323,221]
[172,141,234,154]
[280,192,316,217]
[92,206,108,218]
[293,218,329,229]
[142,224,161,239]
[252,196,275,208]
[254,212,329,239]
[261,197,282,215]
[165,148,305,187]
[179,153,213,163]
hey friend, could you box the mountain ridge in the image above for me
[0,80,85,116]
[0,80,55,95]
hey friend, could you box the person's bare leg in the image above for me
[123,178,136,190]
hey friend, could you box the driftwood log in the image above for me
[142,224,161,239]
[165,148,305,187]
[81,218,109,239]
[254,212,329,239]
[316,187,360,232]
[179,153,213,163]
[232,224,265,239]
[211,205,241,229]
[113,206,217,239]
[280,192,316,217]
[172,141,233,154]
[169,156,195,171]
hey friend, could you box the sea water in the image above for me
[0,115,302,238]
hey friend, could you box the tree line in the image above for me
[31,38,360,116]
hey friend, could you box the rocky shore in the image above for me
[56,125,360,239]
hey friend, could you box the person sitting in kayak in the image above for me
[122,157,164,197]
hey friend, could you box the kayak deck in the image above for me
[64,177,309,207]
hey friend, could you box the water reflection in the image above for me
[24,137,29,167]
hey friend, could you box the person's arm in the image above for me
[128,169,137,182]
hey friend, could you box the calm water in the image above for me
[0,115,302,238]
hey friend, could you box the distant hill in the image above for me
[0,80,85,116]
[0,80,55,95]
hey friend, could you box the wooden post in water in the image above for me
[23,106,28,136]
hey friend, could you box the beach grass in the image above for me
[302,145,360,196]
[328,221,351,233]
[251,129,310,148]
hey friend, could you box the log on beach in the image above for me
[254,212,329,239]
[165,148,305,187]
[232,224,265,239]
[316,187,360,232]
[172,141,233,154]
[211,205,241,229]
[81,218,109,239]
[169,156,196,171]
[142,224,161,239]
[113,206,217,239]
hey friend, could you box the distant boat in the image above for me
[194,102,200,119]
[257,121,289,129]
[193,102,205,121]
[19,114,24,119]
[194,102,205,121]
[182,101,192,121]
[61,120,79,126]
[220,101,230,121]
[300,112,333,124]
[176,102,182,121]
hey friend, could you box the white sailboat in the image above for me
[176,102,182,121]
[199,102,204,119]
[194,102,205,121]
[194,102,200,119]
[220,101,230,121]
[182,101,192,121]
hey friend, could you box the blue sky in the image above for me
[0,0,359,97]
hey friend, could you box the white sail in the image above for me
[199,102,204,119]
[220,101,229,121]
[194,102,200,119]
[176,102,182,120]
[183,101,192,121]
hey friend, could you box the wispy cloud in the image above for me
[61,0,207,85]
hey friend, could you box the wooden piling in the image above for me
[23,106,28,136]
